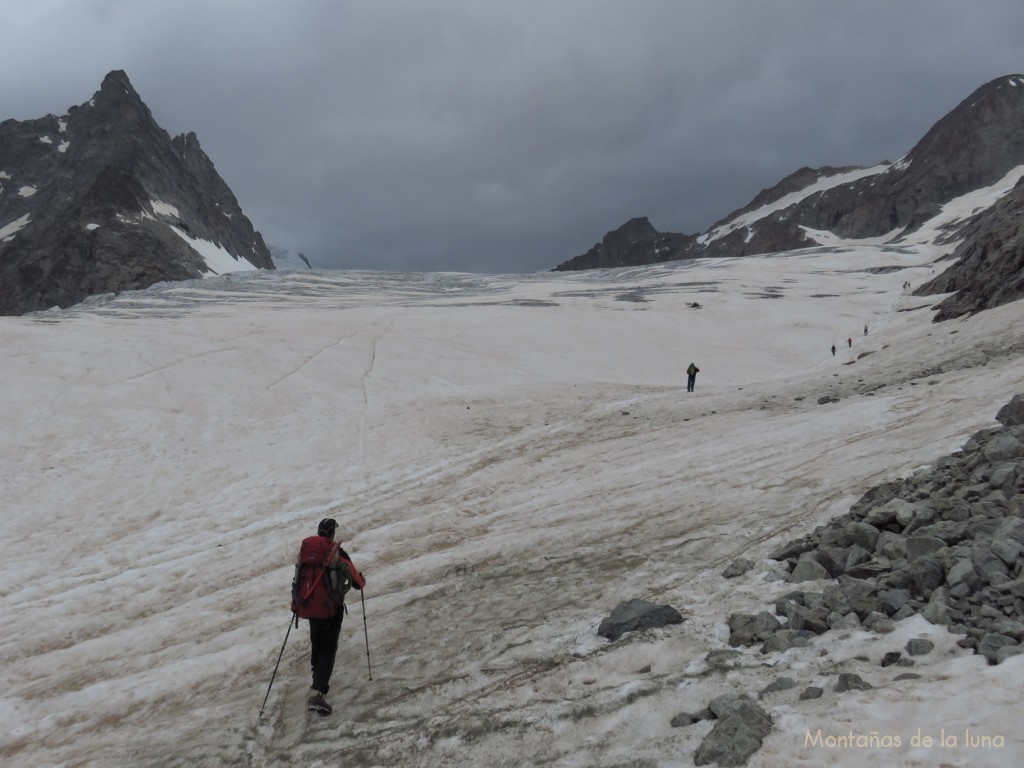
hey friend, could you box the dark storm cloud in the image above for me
[3,1,1023,273]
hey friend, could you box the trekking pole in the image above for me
[361,589,373,681]
[259,613,297,718]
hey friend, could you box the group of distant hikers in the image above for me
[271,329,890,717]
[832,323,870,357]
[266,302,895,716]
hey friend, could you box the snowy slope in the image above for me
[2,193,1024,766]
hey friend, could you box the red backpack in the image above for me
[291,536,352,619]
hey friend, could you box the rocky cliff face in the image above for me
[555,75,1024,319]
[0,70,272,315]
[916,175,1024,320]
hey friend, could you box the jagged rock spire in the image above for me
[0,70,273,315]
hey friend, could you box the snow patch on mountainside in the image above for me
[0,213,31,241]
[698,164,890,246]
[891,164,1024,244]
[168,224,259,276]
[150,199,180,219]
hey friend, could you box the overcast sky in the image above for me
[3,1,1023,273]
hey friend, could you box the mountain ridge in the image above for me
[555,74,1024,320]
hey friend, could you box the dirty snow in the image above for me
[1,198,1023,767]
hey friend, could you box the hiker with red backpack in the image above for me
[291,517,366,715]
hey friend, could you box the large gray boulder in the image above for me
[995,395,1024,427]
[597,598,684,642]
[694,695,772,766]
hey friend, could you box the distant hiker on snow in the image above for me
[831,345,836,357]
[686,362,700,392]
[847,337,852,348]
[291,517,366,715]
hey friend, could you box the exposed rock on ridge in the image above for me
[555,217,695,271]
[0,70,272,315]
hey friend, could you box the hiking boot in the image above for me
[307,689,332,715]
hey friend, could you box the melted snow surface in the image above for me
[2,202,1024,766]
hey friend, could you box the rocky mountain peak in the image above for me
[554,216,694,271]
[897,74,1024,195]
[97,69,140,102]
[0,70,273,315]
[71,70,152,137]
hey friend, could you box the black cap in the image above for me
[318,518,338,537]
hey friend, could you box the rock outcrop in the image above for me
[729,394,1024,666]
[554,217,695,272]
[916,175,1024,320]
[693,694,772,767]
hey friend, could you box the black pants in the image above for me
[308,611,344,695]
[687,374,696,392]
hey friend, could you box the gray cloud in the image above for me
[3,0,1023,272]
